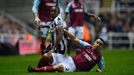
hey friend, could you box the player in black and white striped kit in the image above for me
[44,6,69,55]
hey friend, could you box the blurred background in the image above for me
[0,0,134,55]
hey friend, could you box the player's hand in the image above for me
[96,68,106,72]
[95,15,102,22]
[97,17,101,22]
[34,17,41,25]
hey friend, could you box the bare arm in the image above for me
[85,13,95,17]
[33,12,41,25]
[33,12,39,19]
[63,29,80,45]
[84,13,101,22]
[54,27,64,49]
[32,0,41,25]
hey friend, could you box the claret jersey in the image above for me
[72,45,101,71]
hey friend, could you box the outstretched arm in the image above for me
[63,29,80,45]
[85,13,102,22]
[32,0,41,25]
[83,3,101,22]
[54,27,64,49]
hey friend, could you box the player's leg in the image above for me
[40,37,46,55]
[76,26,84,40]
[56,56,76,72]
[27,53,64,72]
[29,62,76,72]
[29,56,76,72]
[27,65,62,72]
[68,27,75,36]
[52,53,76,72]
[37,53,53,68]
[39,26,49,55]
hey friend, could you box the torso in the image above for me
[50,15,68,54]
[69,1,85,26]
[72,46,101,71]
[38,0,58,21]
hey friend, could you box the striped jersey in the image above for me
[47,15,68,54]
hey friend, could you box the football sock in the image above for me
[37,62,49,68]
[34,66,56,72]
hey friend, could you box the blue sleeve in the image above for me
[79,40,91,47]
[98,56,105,69]
[84,4,88,13]
[65,2,71,13]
[57,0,61,8]
[32,0,41,13]
[57,0,65,18]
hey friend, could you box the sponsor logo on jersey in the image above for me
[74,9,83,12]
[82,51,92,62]
[46,3,56,6]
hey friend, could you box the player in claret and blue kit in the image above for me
[27,28,105,72]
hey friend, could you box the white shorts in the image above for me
[39,21,51,38]
[68,26,84,40]
[51,53,76,72]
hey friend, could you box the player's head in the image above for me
[51,6,59,18]
[92,38,105,50]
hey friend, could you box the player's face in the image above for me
[51,7,58,18]
[92,39,103,49]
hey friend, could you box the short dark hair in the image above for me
[98,38,105,44]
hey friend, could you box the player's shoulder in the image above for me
[79,40,92,47]
[54,15,64,22]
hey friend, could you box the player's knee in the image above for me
[42,53,53,62]
[41,38,46,44]
[54,64,64,72]
[41,42,45,46]
[42,54,51,60]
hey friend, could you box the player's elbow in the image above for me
[32,7,38,13]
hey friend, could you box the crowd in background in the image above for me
[83,11,134,43]
[0,16,25,34]
[1,11,134,37]
[99,11,134,33]
[0,14,34,55]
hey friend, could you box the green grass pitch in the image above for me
[0,49,134,75]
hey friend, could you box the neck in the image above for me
[92,46,98,51]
